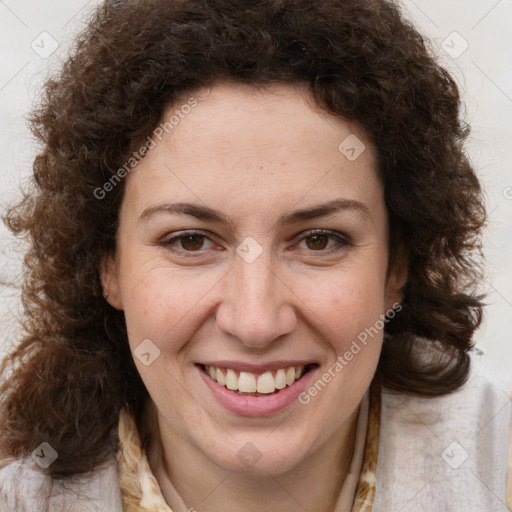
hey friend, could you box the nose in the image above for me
[215,248,297,349]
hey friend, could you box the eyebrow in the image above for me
[138,198,370,227]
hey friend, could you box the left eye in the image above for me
[296,230,350,252]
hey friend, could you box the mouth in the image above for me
[198,363,318,397]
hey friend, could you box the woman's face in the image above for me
[103,82,405,474]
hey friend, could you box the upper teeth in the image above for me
[205,365,305,394]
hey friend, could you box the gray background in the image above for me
[1,0,511,389]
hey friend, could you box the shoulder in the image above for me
[381,359,511,426]
[0,453,123,512]
[374,358,512,511]
[0,457,48,512]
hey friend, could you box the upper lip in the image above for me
[197,360,318,373]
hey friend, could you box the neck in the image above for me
[144,401,361,512]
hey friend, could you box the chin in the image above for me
[206,438,309,476]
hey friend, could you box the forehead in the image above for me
[164,82,373,160]
[123,82,383,223]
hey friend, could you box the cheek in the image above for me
[299,265,387,348]
[120,264,222,352]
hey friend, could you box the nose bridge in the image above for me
[216,247,296,346]
[237,251,276,311]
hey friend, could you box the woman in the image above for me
[0,0,510,510]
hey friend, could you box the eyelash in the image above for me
[159,229,351,257]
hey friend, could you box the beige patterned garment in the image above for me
[116,407,175,512]
[116,381,381,512]
[350,378,380,512]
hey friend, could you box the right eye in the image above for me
[159,230,218,256]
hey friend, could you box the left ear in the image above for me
[99,251,124,310]
[385,244,408,310]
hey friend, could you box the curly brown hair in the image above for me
[1,0,486,479]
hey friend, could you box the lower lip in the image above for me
[197,365,317,417]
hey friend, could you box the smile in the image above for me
[201,364,315,395]
[196,359,320,416]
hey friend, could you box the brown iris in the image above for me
[305,234,329,250]
[181,234,205,251]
